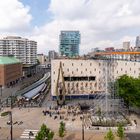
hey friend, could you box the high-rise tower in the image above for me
[59,31,80,57]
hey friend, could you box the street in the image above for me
[126,133,140,140]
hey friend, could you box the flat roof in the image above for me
[23,83,45,99]
[0,56,21,65]
[16,72,50,96]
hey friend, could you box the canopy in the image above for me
[23,83,45,99]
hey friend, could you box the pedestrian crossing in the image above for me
[20,129,39,139]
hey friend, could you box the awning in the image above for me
[23,83,45,99]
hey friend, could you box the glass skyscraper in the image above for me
[59,31,80,57]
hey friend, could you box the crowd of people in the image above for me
[42,104,86,122]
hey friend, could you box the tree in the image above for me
[59,121,66,139]
[104,129,115,140]
[117,74,140,108]
[48,131,54,140]
[35,124,54,140]
[117,124,124,140]
[35,131,44,140]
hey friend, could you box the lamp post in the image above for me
[82,115,85,140]
[0,85,2,97]
[9,111,13,140]
[9,92,13,140]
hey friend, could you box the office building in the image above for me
[136,36,140,47]
[0,36,37,65]
[0,56,22,87]
[123,42,130,51]
[59,31,80,57]
[105,47,115,52]
[37,54,46,65]
[51,59,140,100]
[48,50,58,61]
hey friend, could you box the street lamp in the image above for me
[0,85,2,97]
[82,115,85,140]
[9,91,13,140]
[9,111,13,140]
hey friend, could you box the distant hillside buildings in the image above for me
[59,31,80,57]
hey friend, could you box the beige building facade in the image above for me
[37,54,46,65]
[51,59,140,99]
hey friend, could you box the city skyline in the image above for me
[0,0,140,54]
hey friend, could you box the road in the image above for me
[126,133,140,140]
[41,89,57,108]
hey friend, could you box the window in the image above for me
[67,68,69,72]
[81,71,83,74]
[125,63,127,66]
[121,68,123,71]
[77,68,78,71]
[53,71,55,74]
[72,63,74,66]
[81,63,83,66]
[94,68,96,71]
[85,68,87,71]
[90,63,92,66]
[130,68,131,71]
[72,71,73,74]
[134,70,136,74]
[89,77,96,81]
[63,63,64,66]
[99,63,101,66]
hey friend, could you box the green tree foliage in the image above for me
[117,124,124,140]
[104,129,115,140]
[117,74,140,107]
[59,121,66,139]
[35,124,54,140]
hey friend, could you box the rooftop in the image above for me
[0,56,21,65]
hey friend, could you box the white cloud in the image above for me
[0,0,139,55]
[0,0,32,32]
[30,0,140,55]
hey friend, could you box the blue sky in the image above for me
[21,0,51,26]
[0,0,140,55]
